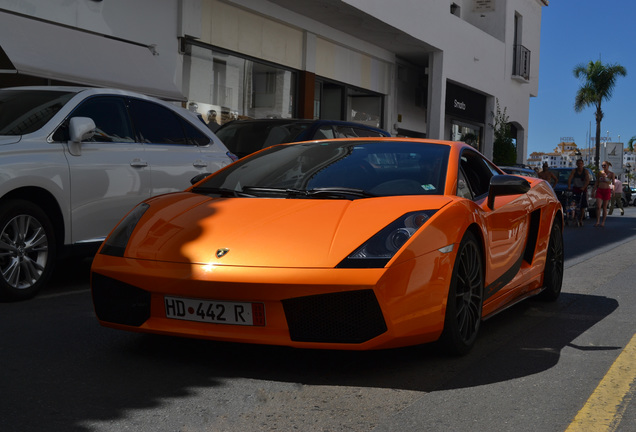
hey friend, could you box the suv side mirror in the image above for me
[190,173,211,185]
[68,117,96,156]
[487,175,531,209]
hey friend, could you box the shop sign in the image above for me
[445,82,486,123]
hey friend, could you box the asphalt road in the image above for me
[1,208,636,432]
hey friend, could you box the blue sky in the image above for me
[528,0,636,155]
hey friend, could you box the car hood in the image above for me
[126,192,453,268]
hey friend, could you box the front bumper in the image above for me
[90,251,453,350]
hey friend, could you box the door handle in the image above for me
[193,159,208,168]
[130,158,148,168]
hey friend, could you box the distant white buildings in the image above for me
[529,141,636,184]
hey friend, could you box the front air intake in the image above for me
[282,290,387,344]
[91,273,151,326]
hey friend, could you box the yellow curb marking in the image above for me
[566,333,636,431]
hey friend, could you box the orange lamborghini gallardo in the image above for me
[91,138,563,355]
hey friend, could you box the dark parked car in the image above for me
[499,166,539,178]
[215,118,390,158]
[551,167,597,217]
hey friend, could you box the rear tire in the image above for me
[538,220,563,301]
[440,231,483,355]
[0,200,56,301]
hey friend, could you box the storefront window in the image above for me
[315,79,384,128]
[183,44,296,129]
[349,88,383,129]
[452,122,481,150]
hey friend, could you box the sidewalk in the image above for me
[563,205,636,268]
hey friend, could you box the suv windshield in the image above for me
[0,90,75,135]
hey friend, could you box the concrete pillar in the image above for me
[426,51,445,140]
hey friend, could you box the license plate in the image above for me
[164,296,265,326]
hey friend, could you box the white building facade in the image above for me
[0,0,548,162]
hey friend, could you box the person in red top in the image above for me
[594,161,615,227]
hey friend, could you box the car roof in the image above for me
[3,85,87,92]
[217,118,389,134]
[3,86,166,102]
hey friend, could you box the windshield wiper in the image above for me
[305,187,377,198]
[241,186,376,199]
[192,186,256,197]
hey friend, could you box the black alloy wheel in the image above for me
[440,230,483,355]
[538,220,564,301]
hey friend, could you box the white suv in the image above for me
[0,86,236,300]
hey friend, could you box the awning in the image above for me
[0,11,185,101]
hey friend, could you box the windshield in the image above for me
[216,121,311,158]
[194,140,449,199]
[0,89,76,136]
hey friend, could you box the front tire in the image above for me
[0,200,56,301]
[440,231,484,355]
[538,220,564,301]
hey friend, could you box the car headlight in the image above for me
[337,210,437,268]
[100,203,150,257]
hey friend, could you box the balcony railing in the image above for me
[513,44,530,81]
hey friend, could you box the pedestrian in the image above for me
[594,160,615,227]
[206,110,220,132]
[608,176,624,216]
[567,158,590,227]
[538,162,558,187]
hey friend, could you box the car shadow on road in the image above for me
[0,290,618,432]
[119,292,617,393]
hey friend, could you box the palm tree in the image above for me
[573,60,627,170]
[628,136,636,153]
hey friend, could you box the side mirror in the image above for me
[487,175,531,209]
[67,117,96,156]
[190,173,212,185]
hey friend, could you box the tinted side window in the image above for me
[352,127,384,137]
[57,96,134,143]
[334,125,355,138]
[129,99,188,145]
[313,126,335,139]
[456,168,473,199]
[181,118,211,146]
[460,149,494,198]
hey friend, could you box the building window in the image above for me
[512,13,530,80]
[314,79,384,129]
[182,42,297,128]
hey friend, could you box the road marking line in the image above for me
[566,333,636,431]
